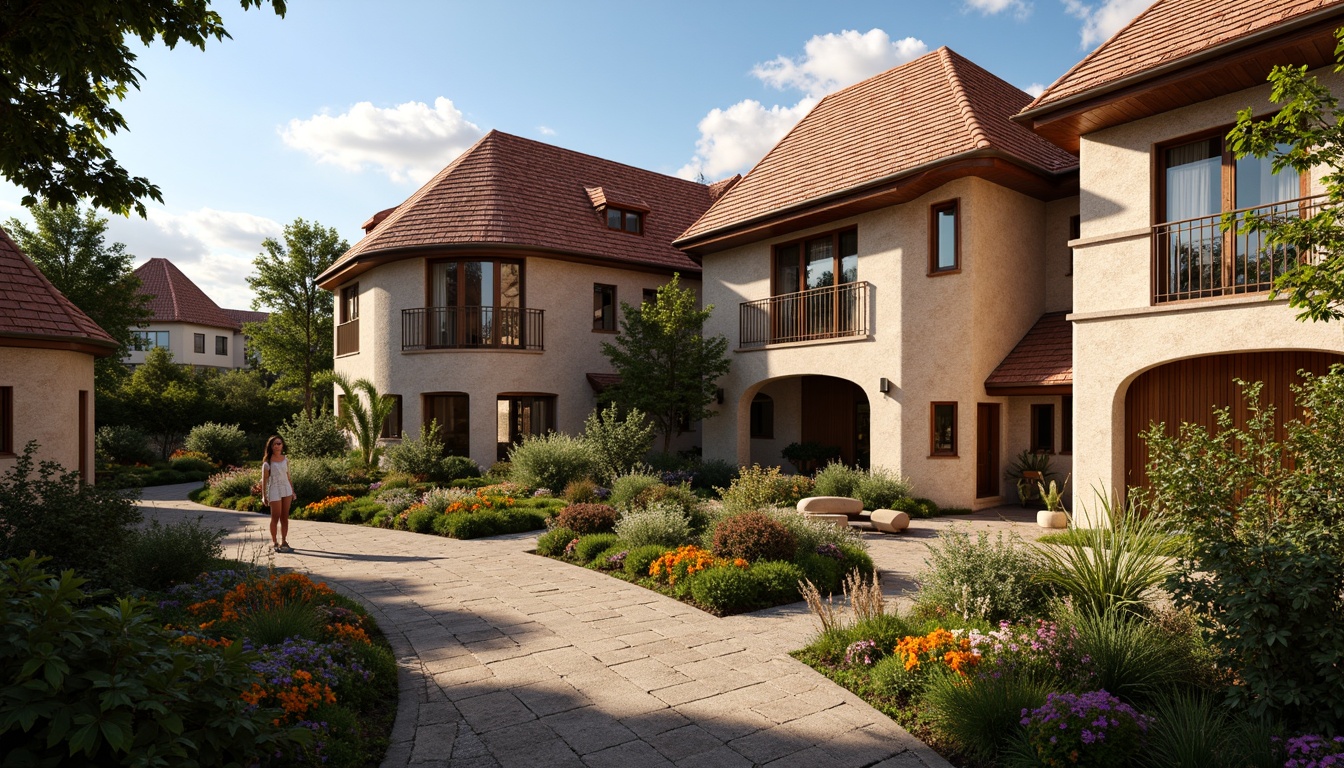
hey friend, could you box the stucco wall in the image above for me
[0,347,95,478]
[333,255,703,470]
[124,321,244,370]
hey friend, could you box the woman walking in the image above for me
[261,435,296,552]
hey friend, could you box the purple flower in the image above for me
[816,543,844,561]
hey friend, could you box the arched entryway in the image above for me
[745,375,869,470]
[1123,350,1343,490]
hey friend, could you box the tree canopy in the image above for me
[599,274,730,453]
[0,0,286,216]
[244,218,347,417]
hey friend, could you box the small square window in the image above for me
[624,211,641,233]
[380,395,403,439]
[593,284,616,331]
[340,284,359,323]
[194,333,205,354]
[606,208,622,229]
[604,207,642,234]
[215,336,228,356]
[931,402,957,456]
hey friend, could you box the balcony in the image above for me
[1152,194,1325,304]
[401,306,544,351]
[336,318,359,355]
[739,281,870,349]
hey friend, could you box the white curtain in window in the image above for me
[1166,155,1220,221]
[1235,149,1298,210]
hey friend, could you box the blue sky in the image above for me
[1,0,1152,311]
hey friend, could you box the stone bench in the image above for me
[805,513,851,529]
[797,496,864,520]
[869,509,910,534]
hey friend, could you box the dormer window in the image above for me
[606,207,642,234]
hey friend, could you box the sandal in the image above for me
[273,543,282,552]
[279,542,294,553]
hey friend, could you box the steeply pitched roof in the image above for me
[0,226,118,355]
[985,311,1073,391]
[319,131,713,287]
[223,308,268,327]
[134,258,240,331]
[677,48,1077,247]
[1025,0,1338,112]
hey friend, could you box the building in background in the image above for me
[127,258,267,371]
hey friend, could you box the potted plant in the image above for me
[1036,475,1070,528]
[780,441,842,475]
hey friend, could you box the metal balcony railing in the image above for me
[1152,194,1326,303]
[400,306,544,351]
[739,281,869,349]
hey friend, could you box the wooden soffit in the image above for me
[0,332,119,358]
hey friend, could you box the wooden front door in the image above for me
[976,403,1001,498]
[800,376,868,468]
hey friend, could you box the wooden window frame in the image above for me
[1154,122,1311,227]
[215,335,228,356]
[495,393,557,460]
[0,386,13,456]
[928,199,961,276]
[770,226,858,296]
[930,402,958,457]
[1031,403,1056,455]
[604,207,644,235]
[380,394,403,439]
[340,283,359,323]
[193,333,205,354]
[593,283,617,332]
[1060,395,1073,455]
[750,393,774,439]
[423,258,527,311]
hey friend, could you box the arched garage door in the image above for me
[1125,351,1343,491]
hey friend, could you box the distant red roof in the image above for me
[985,312,1073,392]
[0,226,118,356]
[223,308,268,327]
[320,131,714,288]
[586,372,621,394]
[677,48,1077,251]
[134,258,240,331]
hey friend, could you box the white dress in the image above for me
[263,457,293,502]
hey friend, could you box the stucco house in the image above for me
[1014,0,1344,512]
[126,257,266,372]
[315,130,723,470]
[0,226,118,481]
[676,48,1080,510]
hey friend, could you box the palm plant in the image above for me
[319,372,397,469]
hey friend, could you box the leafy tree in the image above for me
[200,368,299,437]
[1226,29,1344,322]
[0,0,286,216]
[319,372,394,469]
[599,274,730,452]
[4,203,152,385]
[580,403,655,484]
[245,219,347,417]
[115,346,205,459]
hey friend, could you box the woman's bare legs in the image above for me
[269,499,283,547]
[279,496,291,548]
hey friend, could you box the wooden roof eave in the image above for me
[0,331,121,358]
[984,382,1073,396]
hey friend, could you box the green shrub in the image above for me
[0,557,307,764]
[855,467,912,509]
[614,501,693,548]
[718,464,814,510]
[184,422,249,466]
[580,403,655,484]
[1065,607,1193,707]
[890,496,938,518]
[150,468,188,485]
[438,510,500,539]
[537,526,580,557]
[572,533,620,564]
[794,551,846,595]
[420,486,471,514]
[839,544,875,579]
[870,654,919,697]
[239,600,326,646]
[383,420,445,480]
[767,509,864,555]
[439,455,481,482]
[449,476,493,489]
[124,518,225,591]
[610,471,664,510]
[508,432,596,492]
[0,443,141,589]
[554,503,618,535]
[169,456,215,473]
[563,478,601,504]
[205,465,261,499]
[96,424,155,465]
[633,482,701,520]
[692,458,737,491]
[288,457,339,504]
[1138,692,1236,768]
[689,565,759,613]
[624,545,671,578]
[406,505,437,534]
[914,527,1049,624]
[750,560,806,604]
[487,461,511,479]
[712,510,797,563]
[277,411,348,459]
[339,497,384,524]
[924,668,1052,763]
[812,461,862,499]
[849,614,915,655]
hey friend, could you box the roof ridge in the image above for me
[1024,0,1167,110]
[940,47,992,150]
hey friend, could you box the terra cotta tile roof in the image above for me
[678,48,1077,243]
[134,258,240,331]
[1025,0,1339,111]
[0,225,117,350]
[586,372,621,394]
[223,308,268,327]
[985,311,1073,389]
[323,131,712,282]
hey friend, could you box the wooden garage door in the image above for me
[1124,351,1343,491]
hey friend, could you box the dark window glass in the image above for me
[607,208,622,229]
[932,403,957,455]
[1061,396,1073,454]
[642,288,657,305]
[425,393,470,457]
[593,284,616,331]
[0,386,12,454]
[496,395,556,460]
[131,330,168,350]
[1031,404,1055,454]
[340,284,359,323]
[380,395,403,439]
[624,211,641,233]
[215,336,228,356]
[750,393,774,439]
[194,333,205,354]
[932,202,959,273]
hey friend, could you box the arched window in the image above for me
[750,393,774,439]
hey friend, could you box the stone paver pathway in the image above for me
[139,485,1039,768]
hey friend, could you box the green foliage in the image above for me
[766,509,864,556]
[200,369,298,439]
[406,505,437,534]
[184,421,248,466]
[923,668,1052,763]
[692,458,738,491]
[0,443,141,589]
[718,464,814,511]
[320,372,396,469]
[889,496,939,518]
[1035,490,1177,617]
[689,565,759,613]
[0,556,306,765]
[508,432,597,492]
[383,419,444,479]
[205,465,260,499]
[794,552,846,595]
[114,346,208,459]
[869,654,919,697]
[610,471,664,510]
[246,218,346,417]
[239,601,325,646]
[572,534,620,564]
[1140,692,1238,768]
[580,402,655,484]
[439,455,481,482]
[169,456,215,473]
[614,501,693,548]
[750,560,805,604]
[96,424,154,465]
[287,458,338,504]
[124,518,225,591]
[812,461,862,498]
[1144,371,1344,730]
[712,510,798,563]
[914,527,1049,624]
[624,545,670,578]
[278,410,347,458]
[438,508,548,539]
[839,544,875,579]
[1065,607,1195,707]
[554,503,619,535]
[855,467,911,510]
[599,274,731,452]
[536,527,580,557]
[1005,450,1056,504]
[563,478,600,504]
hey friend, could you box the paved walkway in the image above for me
[138,485,1042,768]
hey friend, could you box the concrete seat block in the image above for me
[797,496,864,515]
[805,513,851,529]
[869,509,910,533]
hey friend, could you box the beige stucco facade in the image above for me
[332,254,701,471]
[0,347,95,478]
[124,321,252,370]
[1069,66,1344,521]
[701,176,1077,509]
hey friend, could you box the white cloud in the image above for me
[681,29,927,181]
[1063,0,1154,49]
[752,29,929,99]
[108,208,284,312]
[1024,82,1047,98]
[964,0,1032,18]
[281,97,484,184]
[537,125,556,136]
